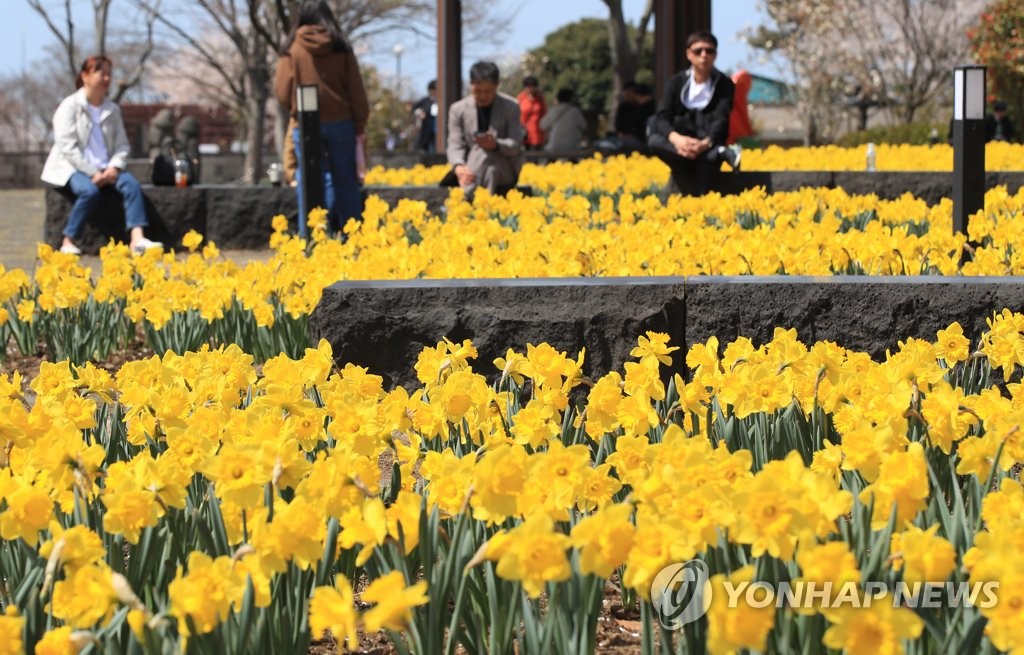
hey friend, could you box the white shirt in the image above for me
[683,70,712,110]
[84,104,110,170]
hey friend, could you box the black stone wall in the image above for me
[311,277,1024,390]
[43,185,297,253]
[43,184,514,252]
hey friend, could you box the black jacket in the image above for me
[985,114,1016,143]
[615,98,656,141]
[652,68,734,146]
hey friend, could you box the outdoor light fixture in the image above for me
[296,84,319,113]
[953,66,985,121]
[951,65,986,236]
[296,84,324,236]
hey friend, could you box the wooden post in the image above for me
[437,0,463,156]
[653,0,712,100]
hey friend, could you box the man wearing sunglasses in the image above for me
[648,31,741,196]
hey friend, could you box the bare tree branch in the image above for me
[134,0,246,101]
[26,0,77,80]
[248,0,278,52]
[113,0,159,102]
[92,0,112,55]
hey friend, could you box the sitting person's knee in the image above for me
[116,171,141,189]
[76,182,101,199]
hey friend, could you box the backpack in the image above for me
[151,137,196,186]
[152,152,176,186]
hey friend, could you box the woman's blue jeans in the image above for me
[292,119,362,238]
[64,171,147,240]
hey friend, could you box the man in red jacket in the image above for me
[518,76,547,150]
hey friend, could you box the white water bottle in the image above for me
[865,143,876,172]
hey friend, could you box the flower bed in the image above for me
[7,184,1024,368]
[7,146,1024,654]
[364,144,1024,191]
[1,318,1023,653]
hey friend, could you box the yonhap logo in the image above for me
[651,560,712,629]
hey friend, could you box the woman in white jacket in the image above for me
[41,55,162,255]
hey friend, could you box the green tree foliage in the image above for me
[524,18,653,138]
[969,0,1024,130]
[362,65,418,151]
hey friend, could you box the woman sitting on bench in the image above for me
[40,55,162,255]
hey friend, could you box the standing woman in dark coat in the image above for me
[275,0,369,237]
[647,31,740,197]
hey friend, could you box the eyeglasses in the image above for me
[690,47,717,56]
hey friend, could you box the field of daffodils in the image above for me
[2,147,1024,654]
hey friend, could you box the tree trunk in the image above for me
[274,103,289,166]
[244,58,269,185]
[604,0,637,133]
[94,0,112,55]
[805,112,818,146]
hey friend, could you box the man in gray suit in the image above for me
[446,61,524,199]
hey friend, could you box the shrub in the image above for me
[837,122,947,146]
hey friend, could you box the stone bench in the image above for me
[310,276,1024,391]
[43,183,535,253]
[44,185,297,253]
[42,185,445,253]
[711,171,1024,205]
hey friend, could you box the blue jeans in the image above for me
[292,119,362,238]
[64,171,147,240]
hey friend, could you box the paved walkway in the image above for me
[0,189,271,273]
[0,190,45,272]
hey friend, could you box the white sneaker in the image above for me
[719,144,742,171]
[131,238,164,255]
[59,242,82,255]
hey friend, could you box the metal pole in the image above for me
[297,84,325,234]
[395,44,403,94]
[952,66,986,236]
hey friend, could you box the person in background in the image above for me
[274,0,369,238]
[518,75,547,150]
[41,55,163,255]
[728,69,756,145]
[647,30,740,197]
[613,81,656,151]
[283,115,299,186]
[446,61,524,200]
[540,88,587,151]
[175,115,201,184]
[986,100,1016,143]
[413,80,438,153]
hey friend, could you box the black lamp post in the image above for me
[951,65,986,236]
[297,84,324,233]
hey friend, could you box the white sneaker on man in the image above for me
[719,144,742,171]
[59,242,82,255]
